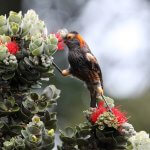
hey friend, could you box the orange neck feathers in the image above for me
[76,34,85,48]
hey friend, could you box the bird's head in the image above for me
[63,31,86,49]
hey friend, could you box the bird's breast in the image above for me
[68,50,86,70]
[68,51,100,83]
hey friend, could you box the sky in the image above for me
[75,0,149,98]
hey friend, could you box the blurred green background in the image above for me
[1,0,150,133]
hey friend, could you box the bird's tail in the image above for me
[90,90,97,107]
[88,84,112,111]
[87,85,97,108]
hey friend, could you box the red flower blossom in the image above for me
[91,101,106,123]
[55,33,65,50]
[112,107,127,126]
[91,101,127,126]
[6,41,19,55]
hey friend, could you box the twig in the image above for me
[52,61,62,74]
[101,95,112,112]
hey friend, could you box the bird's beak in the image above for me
[63,36,67,44]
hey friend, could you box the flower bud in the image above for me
[31,135,38,142]
[48,129,54,136]
[9,22,20,35]
[32,115,40,124]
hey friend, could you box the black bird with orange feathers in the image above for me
[60,31,104,107]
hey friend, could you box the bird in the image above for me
[60,31,104,108]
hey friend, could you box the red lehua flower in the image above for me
[112,107,127,126]
[55,33,65,50]
[90,101,127,126]
[6,41,19,55]
[91,101,107,123]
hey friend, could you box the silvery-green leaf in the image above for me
[21,27,30,37]
[50,37,58,45]
[9,22,20,35]
[2,72,15,80]
[29,20,46,36]
[21,130,28,138]
[0,45,8,60]
[42,85,60,101]
[0,25,8,35]
[8,11,22,25]
[3,141,14,150]
[29,42,39,51]
[0,121,4,128]
[48,44,57,51]
[6,96,15,107]
[49,34,56,39]
[44,44,57,56]
[0,35,11,43]
[33,38,43,46]
[32,47,43,56]
[0,15,7,26]
[27,126,41,135]
[0,102,8,111]
[24,10,38,22]
[31,84,41,89]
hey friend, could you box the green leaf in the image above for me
[31,84,41,89]
[65,127,75,137]
[37,101,47,111]
[24,57,34,67]
[0,102,8,111]
[42,85,60,101]
[0,25,8,35]
[11,104,20,112]
[21,130,28,138]
[27,126,41,135]
[50,37,58,45]
[6,96,15,107]
[32,48,42,56]
[0,121,4,128]
[3,141,14,150]
[2,72,15,80]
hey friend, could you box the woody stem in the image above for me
[52,61,62,74]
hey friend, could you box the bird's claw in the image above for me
[97,87,104,96]
[62,69,70,76]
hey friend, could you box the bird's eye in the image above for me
[67,35,72,40]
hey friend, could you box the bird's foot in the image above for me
[97,87,104,95]
[62,69,70,76]
[96,87,112,112]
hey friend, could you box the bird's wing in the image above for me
[81,44,103,88]
[86,53,97,63]
[85,52,103,88]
